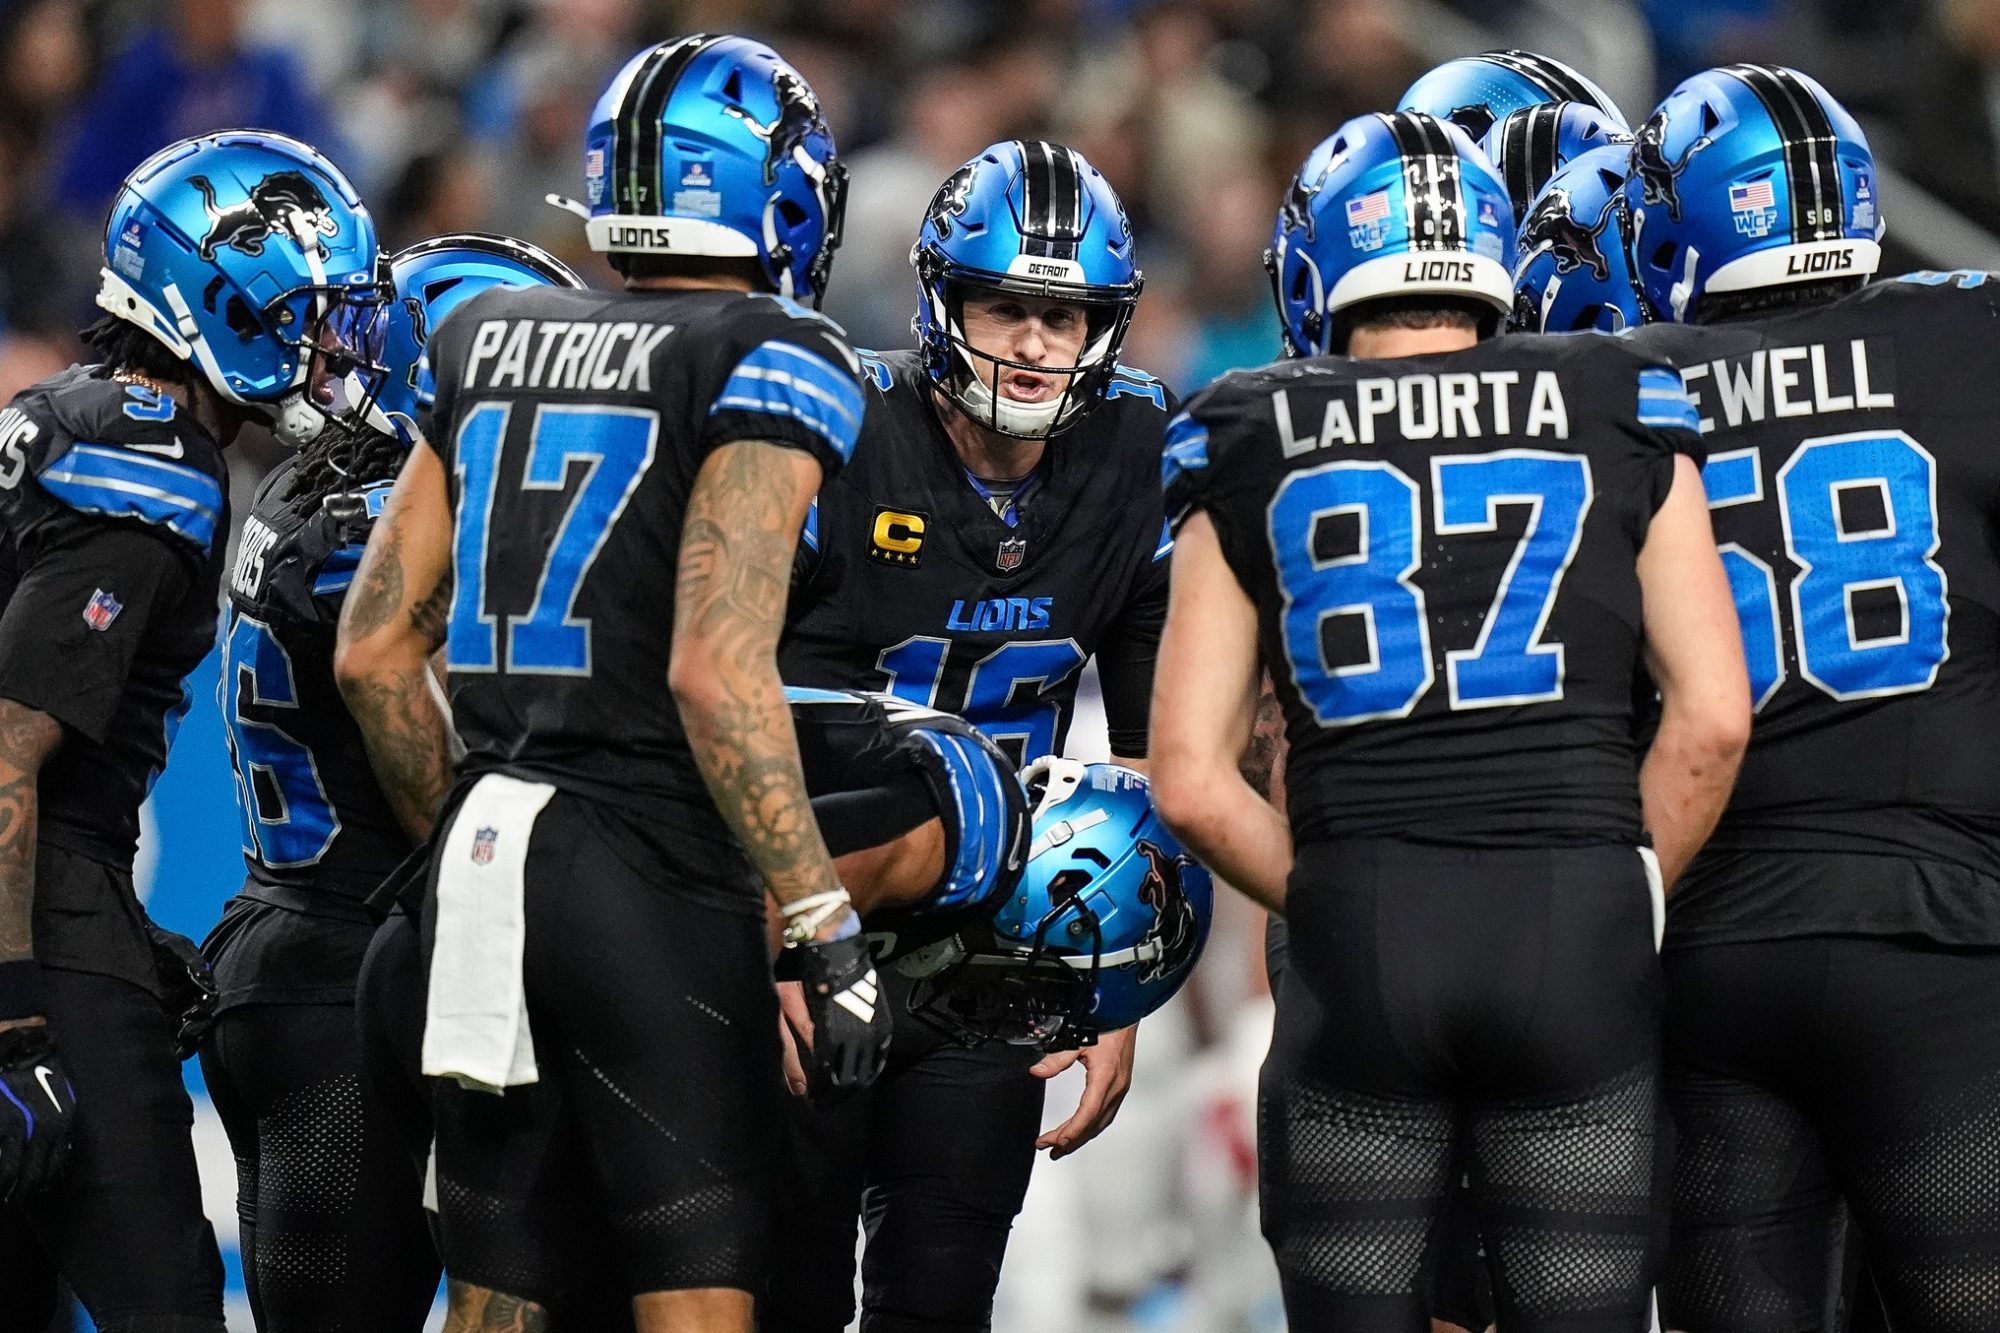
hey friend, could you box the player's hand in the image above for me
[146,924,218,1060]
[776,980,811,1097]
[0,1022,74,1200]
[1032,1023,1136,1160]
[777,930,890,1106]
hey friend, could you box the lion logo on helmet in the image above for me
[1133,840,1199,985]
[725,67,833,187]
[1632,112,1713,224]
[189,171,341,262]
[1521,185,1616,281]
[930,163,976,239]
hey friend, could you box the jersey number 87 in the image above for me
[1269,449,1593,726]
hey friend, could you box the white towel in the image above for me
[1637,845,1666,952]
[421,773,556,1093]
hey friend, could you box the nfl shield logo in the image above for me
[82,589,122,632]
[996,537,1026,572]
[470,827,499,866]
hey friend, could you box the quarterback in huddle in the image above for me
[0,18,1994,1333]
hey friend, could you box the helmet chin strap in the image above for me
[269,394,330,447]
[949,340,1065,438]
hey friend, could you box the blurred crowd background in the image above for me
[5,0,1998,1330]
[5,0,1994,408]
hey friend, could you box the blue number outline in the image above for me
[223,612,341,869]
[121,384,176,422]
[1267,460,1431,727]
[961,637,1088,759]
[505,404,659,675]
[877,635,951,709]
[1431,450,1595,709]
[448,402,508,672]
[1703,446,1785,710]
[1775,429,1950,701]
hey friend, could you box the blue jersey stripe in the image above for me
[783,685,854,706]
[1153,518,1174,561]
[53,443,225,510]
[801,498,820,554]
[709,340,864,463]
[914,729,1010,911]
[40,444,221,551]
[1636,368,1701,431]
[1161,410,1210,493]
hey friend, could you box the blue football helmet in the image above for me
[1400,50,1627,142]
[582,34,846,306]
[1268,112,1517,357]
[367,233,584,438]
[904,759,1212,1050]
[910,140,1142,439]
[1624,64,1882,323]
[95,130,384,444]
[1512,145,1649,333]
[1480,100,1633,227]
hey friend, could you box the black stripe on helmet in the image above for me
[1525,102,1561,214]
[1484,49,1594,109]
[1724,64,1841,243]
[1016,140,1051,258]
[1381,112,1465,252]
[1049,144,1084,260]
[1413,112,1467,249]
[614,35,712,216]
[1770,65,1843,241]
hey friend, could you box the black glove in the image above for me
[147,924,218,1061]
[0,1024,73,1201]
[778,934,892,1107]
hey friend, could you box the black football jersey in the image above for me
[424,285,864,905]
[222,459,411,905]
[788,686,1028,916]
[781,351,1173,768]
[0,366,229,867]
[1631,276,2000,945]
[1169,335,1703,847]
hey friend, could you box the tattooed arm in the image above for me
[670,440,846,927]
[335,440,458,842]
[1239,675,1288,812]
[0,699,61,1028]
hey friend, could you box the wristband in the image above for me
[0,960,46,1022]
[781,888,856,947]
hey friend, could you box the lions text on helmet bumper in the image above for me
[585,214,761,257]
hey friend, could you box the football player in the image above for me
[0,132,381,1332]
[203,233,581,1333]
[333,35,873,1333]
[1151,111,1749,1333]
[1625,64,2000,1333]
[353,686,1214,1332]
[772,139,1172,1333]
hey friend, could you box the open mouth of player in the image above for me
[1001,368,1061,402]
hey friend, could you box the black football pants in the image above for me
[1261,839,1667,1333]
[1661,936,2000,1333]
[200,1001,440,1333]
[0,966,224,1333]
[761,996,1045,1333]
